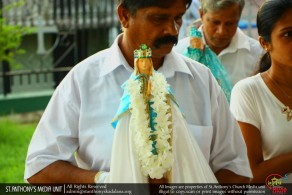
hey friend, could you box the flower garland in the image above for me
[128,72,173,179]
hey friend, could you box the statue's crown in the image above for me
[190,26,202,38]
[134,44,152,58]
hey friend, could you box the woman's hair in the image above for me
[200,0,245,14]
[256,0,292,73]
[118,0,192,15]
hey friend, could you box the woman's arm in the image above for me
[239,122,292,183]
[215,169,250,183]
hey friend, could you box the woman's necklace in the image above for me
[266,72,292,121]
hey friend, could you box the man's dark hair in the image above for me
[118,0,192,15]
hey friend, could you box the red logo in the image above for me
[265,174,288,194]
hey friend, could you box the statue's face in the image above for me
[137,58,152,75]
[190,37,203,49]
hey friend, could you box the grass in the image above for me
[0,117,37,183]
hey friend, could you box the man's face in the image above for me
[200,4,241,54]
[124,0,187,59]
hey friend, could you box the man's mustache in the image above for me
[153,36,178,49]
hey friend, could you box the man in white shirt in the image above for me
[174,0,263,86]
[25,0,252,185]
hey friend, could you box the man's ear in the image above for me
[117,5,130,29]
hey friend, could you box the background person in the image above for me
[174,0,263,86]
[25,0,251,185]
[179,0,201,40]
[230,0,292,183]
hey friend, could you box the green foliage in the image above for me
[0,118,36,183]
[0,0,35,67]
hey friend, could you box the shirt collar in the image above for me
[199,26,251,56]
[101,34,193,78]
[100,34,133,77]
[219,28,251,56]
[159,51,193,78]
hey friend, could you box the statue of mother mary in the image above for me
[108,44,218,184]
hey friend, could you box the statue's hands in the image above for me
[146,79,152,98]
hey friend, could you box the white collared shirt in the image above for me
[25,34,252,180]
[174,27,264,86]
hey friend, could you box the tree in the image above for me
[0,0,34,67]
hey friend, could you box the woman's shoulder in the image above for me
[231,74,264,101]
[233,74,261,90]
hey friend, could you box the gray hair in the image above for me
[200,0,245,13]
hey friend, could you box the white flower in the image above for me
[128,72,173,179]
